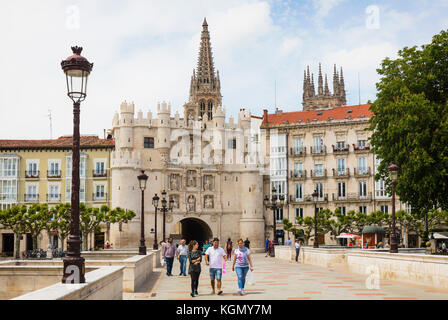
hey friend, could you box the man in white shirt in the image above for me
[205,237,227,295]
[295,239,301,262]
[176,239,188,276]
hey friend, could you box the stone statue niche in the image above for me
[169,194,180,209]
[187,195,196,212]
[204,195,214,209]
[203,175,214,191]
[170,174,181,191]
[187,170,196,187]
[187,111,195,127]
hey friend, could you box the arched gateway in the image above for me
[179,218,213,249]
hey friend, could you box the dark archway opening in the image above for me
[180,218,213,251]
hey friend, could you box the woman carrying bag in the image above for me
[232,238,254,296]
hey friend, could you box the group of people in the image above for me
[265,237,303,262]
[162,237,254,297]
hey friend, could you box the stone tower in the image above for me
[302,64,346,110]
[185,18,222,122]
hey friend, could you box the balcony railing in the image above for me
[353,144,371,152]
[92,170,107,178]
[332,145,349,154]
[46,194,61,202]
[290,194,305,203]
[25,171,40,179]
[310,145,327,155]
[47,170,62,179]
[290,169,306,180]
[310,168,327,179]
[92,193,108,201]
[332,168,350,178]
[354,167,371,177]
[332,192,372,201]
[304,193,328,202]
[290,146,306,157]
[24,194,39,202]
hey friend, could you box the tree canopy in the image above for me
[369,29,448,212]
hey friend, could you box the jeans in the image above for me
[179,255,187,275]
[235,266,249,290]
[165,257,174,275]
[209,268,223,280]
[295,248,300,262]
[190,271,200,293]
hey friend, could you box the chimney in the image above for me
[263,109,268,124]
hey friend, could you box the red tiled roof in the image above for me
[0,136,115,150]
[262,104,372,126]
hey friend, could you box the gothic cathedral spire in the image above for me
[186,18,222,121]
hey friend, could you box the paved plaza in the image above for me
[124,253,448,300]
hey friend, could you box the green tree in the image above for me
[294,209,329,245]
[104,206,136,245]
[21,204,52,250]
[0,206,27,259]
[51,203,71,252]
[369,29,448,213]
[325,208,353,244]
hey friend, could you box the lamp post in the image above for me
[158,190,174,242]
[61,46,93,284]
[312,190,319,248]
[388,163,399,253]
[152,194,160,250]
[137,170,148,255]
[263,187,285,256]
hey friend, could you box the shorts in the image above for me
[209,268,223,280]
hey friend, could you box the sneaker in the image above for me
[241,289,245,295]
[210,290,215,295]
[217,290,223,295]
[194,290,198,295]
[190,292,195,297]
[179,273,183,276]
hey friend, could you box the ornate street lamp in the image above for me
[388,163,399,253]
[159,190,174,242]
[152,194,160,250]
[137,170,148,255]
[61,46,93,284]
[263,187,285,257]
[312,190,319,248]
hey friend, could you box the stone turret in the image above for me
[118,101,135,150]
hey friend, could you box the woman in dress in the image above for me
[188,240,202,297]
[232,238,254,295]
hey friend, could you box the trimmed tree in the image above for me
[0,206,28,259]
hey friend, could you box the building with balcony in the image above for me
[0,135,114,256]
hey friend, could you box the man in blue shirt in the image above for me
[265,237,270,257]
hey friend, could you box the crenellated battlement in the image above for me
[111,150,141,169]
[120,101,135,114]
[157,101,171,114]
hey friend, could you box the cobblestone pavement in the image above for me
[124,253,448,300]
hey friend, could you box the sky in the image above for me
[0,0,447,139]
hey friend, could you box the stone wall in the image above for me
[12,266,124,300]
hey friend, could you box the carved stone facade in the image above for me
[109,19,266,251]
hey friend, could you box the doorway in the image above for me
[26,234,33,251]
[2,234,14,257]
[180,218,213,251]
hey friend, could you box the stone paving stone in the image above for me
[125,253,448,300]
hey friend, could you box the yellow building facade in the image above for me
[0,135,114,257]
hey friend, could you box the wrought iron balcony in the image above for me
[310,145,326,156]
[332,145,349,154]
[332,168,350,178]
[24,194,39,202]
[290,146,306,157]
[290,169,306,180]
[353,143,371,152]
[310,168,327,179]
[47,170,62,179]
[304,193,328,202]
[354,167,371,177]
[25,171,40,179]
[92,170,107,178]
[46,194,61,202]
[92,193,108,201]
[332,192,372,202]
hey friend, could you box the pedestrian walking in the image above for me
[226,238,233,260]
[202,240,210,255]
[443,242,447,253]
[295,239,301,262]
[188,240,202,297]
[205,237,227,295]
[244,237,250,249]
[265,237,270,257]
[176,239,188,276]
[232,239,254,296]
[162,237,176,276]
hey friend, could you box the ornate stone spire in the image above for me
[317,63,323,96]
[340,67,346,104]
[333,64,339,97]
[324,74,330,96]
[311,73,315,96]
[186,18,222,121]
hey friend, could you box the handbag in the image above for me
[161,257,165,267]
[247,270,255,285]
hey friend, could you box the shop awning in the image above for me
[336,233,361,239]
[433,232,448,239]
